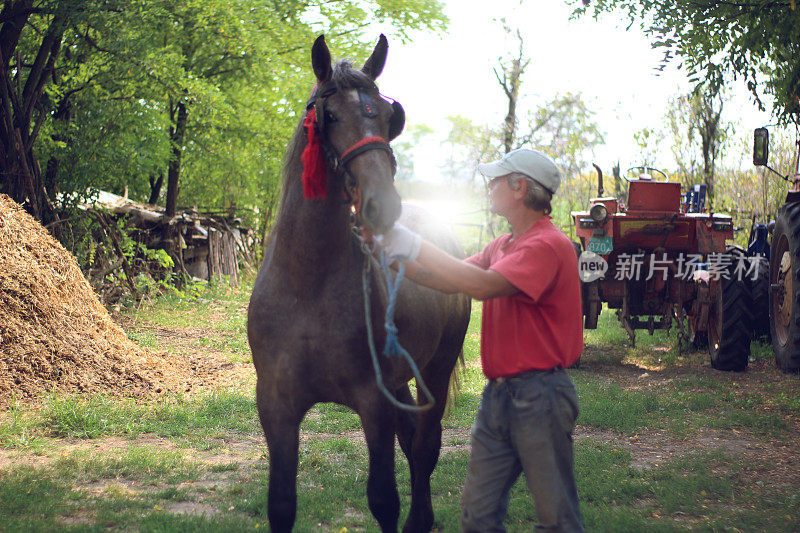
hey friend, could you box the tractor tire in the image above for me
[749,257,770,340]
[769,203,800,372]
[707,262,753,372]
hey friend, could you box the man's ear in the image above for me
[510,176,527,198]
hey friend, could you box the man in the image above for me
[377,148,584,532]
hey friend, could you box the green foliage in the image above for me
[572,0,800,124]
[64,211,189,299]
[9,0,447,231]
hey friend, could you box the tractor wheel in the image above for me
[749,256,770,340]
[707,266,753,372]
[769,203,800,372]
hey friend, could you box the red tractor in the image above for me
[572,166,755,371]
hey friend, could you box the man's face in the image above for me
[488,175,518,216]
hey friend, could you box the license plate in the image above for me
[588,236,613,254]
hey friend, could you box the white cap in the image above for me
[478,149,561,194]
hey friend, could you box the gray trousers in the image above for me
[461,368,584,533]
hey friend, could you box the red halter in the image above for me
[301,83,396,208]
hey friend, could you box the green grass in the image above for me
[0,398,49,449]
[0,390,261,451]
[54,446,202,484]
[570,369,794,439]
[300,403,363,433]
[572,377,669,433]
[0,466,72,524]
[129,279,251,330]
[123,278,253,360]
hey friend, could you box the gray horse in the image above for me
[247,34,470,532]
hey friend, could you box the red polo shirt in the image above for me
[466,216,583,378]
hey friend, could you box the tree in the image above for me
[393,124,433,183]
[695,85,726,207]
[573,0,800,125]
[0,0,89,224]
[441,115,499,190]
[666,85,728,206]
[518,92,603,181]
[493,23,529,154]
[441,93,602,239]
[0,0,448,226]
[632,127,663,169]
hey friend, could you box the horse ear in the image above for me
[362,34,388,80]
[312,34,332,82]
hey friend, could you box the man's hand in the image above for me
[375,223,422,261]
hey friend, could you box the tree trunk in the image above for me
[494,28,529,154]
[612,162,622,199]
[0,10,65,226]
[0,1,34,71]
[164,100,188,218]
[696,89,723,210]
[502,62,520,154]
[148,173,164,205]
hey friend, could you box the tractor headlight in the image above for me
[590,203,608,223]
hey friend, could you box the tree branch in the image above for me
[21,13,65,121]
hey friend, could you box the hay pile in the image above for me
[0,194,193,407]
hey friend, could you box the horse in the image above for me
[247,34,471,532]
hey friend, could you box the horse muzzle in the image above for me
[360,186,401,235]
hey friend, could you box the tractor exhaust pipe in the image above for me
[593,163,604,197]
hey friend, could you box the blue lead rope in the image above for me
[379,252,407,359]
[362,250,435,412]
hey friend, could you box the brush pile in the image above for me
[0,194,200,408]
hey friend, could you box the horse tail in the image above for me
[444,346,466,417]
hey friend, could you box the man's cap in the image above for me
[478,149,561,194]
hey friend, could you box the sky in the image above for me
[372,0,775,188]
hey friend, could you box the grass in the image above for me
[572,377,667,433]
[39,390,259,441]
[54,446,202,484]
[1,276,798,531]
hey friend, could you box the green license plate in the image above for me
[587,236,613,254]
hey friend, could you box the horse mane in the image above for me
[279,60,379,208]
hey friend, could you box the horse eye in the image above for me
[325,111,337,123]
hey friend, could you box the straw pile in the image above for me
[0,194,185,408]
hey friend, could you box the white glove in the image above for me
[375,223,422,261]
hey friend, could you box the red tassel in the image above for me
[301,108,329,200]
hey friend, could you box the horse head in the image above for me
[304,34,404,234]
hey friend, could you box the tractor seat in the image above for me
[626,180,681,213]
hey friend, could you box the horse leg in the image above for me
[359,393,401,533]
[256,383,305,533]
[395,384,418,487]
[403,353,457,533]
